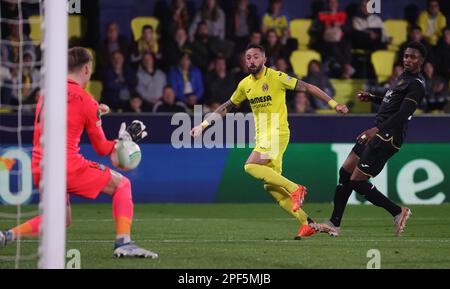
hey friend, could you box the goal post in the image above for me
[39,0,68,269]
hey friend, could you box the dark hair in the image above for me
[410,25,422,32]
[68,47,93,72]
[201,0,220,21]
[405,41,427,58]
[163,84,174,92]
[246,43,265,54]
[267,0,282,14]
[427,0,439,7]
[142,25,153,32]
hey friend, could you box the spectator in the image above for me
[189,0,226,40]
[262,0,289,44]
[423,61,450,112]
[274,57,295,102]
[162,0,194,37]
[249,31,263,46]
[351,0,391,51]
[161,27,191,70]
[230,52,251,112]
[264,29,287,67]
[289,91,315,113]
[167,52,204,109]
[102,51,137,111]
[131,25,159,67]
[1,1,31,39]
[232,52,249,84]
[124,95,152,113]
[204,56,235,111]
[0,63,12,104]
[435,27,450,80]
[303,60,336,109]
[417,0,447,46]
[5,51,40,106]
[397,25,433,65]
[274,57,294,76]
[230,0,260,42]
[190,21,234,72]
[1,21,35,69]
[136,52,166,106]
[96,22,131,72]
[365,63,403,112]
[153,85,188,113]
[310,0,354,79]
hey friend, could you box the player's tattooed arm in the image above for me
[206,100,237,122]
[295,79,348,114]
[190,100,237,137]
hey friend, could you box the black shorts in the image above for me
[351,135,400,178]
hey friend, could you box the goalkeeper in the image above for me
[0,47,157,259]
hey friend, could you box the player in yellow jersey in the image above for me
[191,44,348,239]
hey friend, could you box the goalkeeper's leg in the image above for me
[102,170,158,258]
[1,199,71,247]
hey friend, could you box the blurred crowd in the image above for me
[1,0,450,114]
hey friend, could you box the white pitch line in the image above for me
[1,217,447,223]
[14,238,450,244]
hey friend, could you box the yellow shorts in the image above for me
[254,133,290,174]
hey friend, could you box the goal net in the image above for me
[0,0,67,269]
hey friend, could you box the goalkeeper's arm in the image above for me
[85,103,116,156]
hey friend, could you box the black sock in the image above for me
[330,168,352,227]
[350,180,402,217]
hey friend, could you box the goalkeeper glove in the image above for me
[118,120,148,142]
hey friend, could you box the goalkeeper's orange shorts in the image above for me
[32,160,112,200]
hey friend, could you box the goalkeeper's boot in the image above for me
[0,230,14,247]
[294,224,317,240]
[310,221,340,237]
[114,241,159,259]
[394,207,411,237]
[291,185,307,212]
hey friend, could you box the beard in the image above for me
[248,63,263,75]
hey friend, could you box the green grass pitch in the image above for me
[1,203,450,269]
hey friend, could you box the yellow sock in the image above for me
[264,184,309,225]
[244,163,298,193]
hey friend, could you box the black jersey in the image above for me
[373,71,426,147]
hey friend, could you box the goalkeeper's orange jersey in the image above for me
[31,79,115,175]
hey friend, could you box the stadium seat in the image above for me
[86,80,103,101]
[316,109,336,114]
[330,79,370,113]
[371,50,396,83]
[131,16,159,42]
[384,19,408,51]
[290,50,321,78]
[29,15,42,44]
[68,15,84,40]
[86,48,96,73]
[290,19,312,50]
[29,15,84,44]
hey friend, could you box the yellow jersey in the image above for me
[230,67,297,141]
[262,14,289,37]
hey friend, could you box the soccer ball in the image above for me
[110,140,142,171]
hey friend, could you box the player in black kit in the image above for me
[311,42,427,237]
